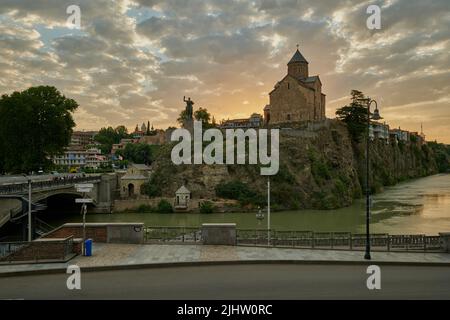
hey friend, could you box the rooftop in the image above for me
[288,49,308,65]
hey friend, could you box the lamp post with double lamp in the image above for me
[357,97,382,260]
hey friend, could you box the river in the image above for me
[43,173,450,235]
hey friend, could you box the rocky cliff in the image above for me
[147,119,447,210]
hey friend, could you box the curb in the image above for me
[1,259,450,277]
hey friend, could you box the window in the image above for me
[287,114,291,121]
[287,82,290,89]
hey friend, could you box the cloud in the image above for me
[0,0,448,143]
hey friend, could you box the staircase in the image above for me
[34,218,55,237]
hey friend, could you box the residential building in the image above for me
[219,113,263,129]
[70,131,97,146]
[53,146,107,169]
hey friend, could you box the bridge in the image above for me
[0,174,117,231]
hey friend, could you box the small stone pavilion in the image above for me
[120,163,152,198]
[174,185,191,211]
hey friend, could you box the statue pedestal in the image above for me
[183,118,194,134]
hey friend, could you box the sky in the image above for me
[0,0,449,143]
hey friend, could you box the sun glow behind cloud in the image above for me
[0,0,449,142]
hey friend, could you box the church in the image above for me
[264,47,326,124]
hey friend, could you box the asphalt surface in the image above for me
[0,263,449,299]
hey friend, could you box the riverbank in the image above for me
[34,174,450,236]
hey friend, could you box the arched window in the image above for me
[287,114,291,121]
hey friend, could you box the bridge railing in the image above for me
[0,176,100,195]
[142,226,444,252]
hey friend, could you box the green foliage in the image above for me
[194,107,211,124]
[428,141,450,172]
[119,143,158,165]
[136,204,153,213]
[272,163,295,184]
[0,86,78,173]
[178,107,214,128]
[309,148,331,183]
[215,180,264,206]
[94,125,131,154]
[334,178,346,196]
[312,160,331,181]
[82,164,113,174]
[335,90,368,143]
[140,180,162,197]
[156,199,173,213]
[215,180,249,199]
[199,201,215,214]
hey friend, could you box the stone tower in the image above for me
[287,48,309,79]
[266,46,326,124]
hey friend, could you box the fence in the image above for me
[145,226,202,243]
[143,226,443,252]
[236,229,442,252]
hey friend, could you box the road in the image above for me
[0,264,449,299]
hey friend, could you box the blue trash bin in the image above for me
[84,239,93,256]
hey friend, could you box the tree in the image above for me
[121,143,159,165]
[335,90,368,142]
[0,86,78,173]
[194,107,211,124]
[94,125,130,154]
[177,107,213,128]
[177,109,189,126]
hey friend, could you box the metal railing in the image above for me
[0,236,75,264]
[143,226,444,252]
[144,226,202,243]
[236,229,443,252]
[0,176,100,195]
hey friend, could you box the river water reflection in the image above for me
[49,174,450,235]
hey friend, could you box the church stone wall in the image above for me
[269,78,316,123]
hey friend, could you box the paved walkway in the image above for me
[1,244,449,276]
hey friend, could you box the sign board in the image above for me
[75,198,93,204]
[75,183,94,192]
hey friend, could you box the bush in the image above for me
[136,204,153,213]
[156,199,173,213]
[215,180,248,199]
[215,180,263,206]
[141,180,162,197]
[199,201,214,214]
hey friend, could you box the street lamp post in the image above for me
[27,177,32,242]
[358,97,382,260]
[22,174,32,242]
[267,177,271,246]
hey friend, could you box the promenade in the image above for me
[1,243,449,276]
